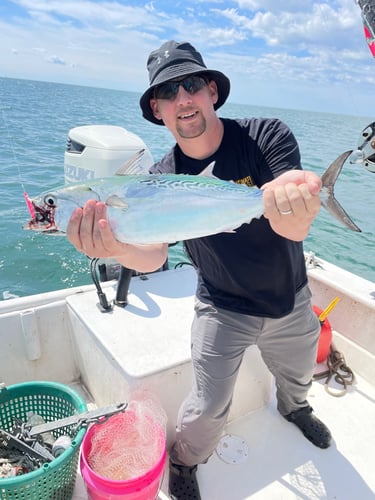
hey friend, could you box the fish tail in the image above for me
[320,150,361,232]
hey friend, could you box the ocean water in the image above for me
[1,77,374,300]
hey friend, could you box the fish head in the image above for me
[23,184,100,234]
[24,191,59,233]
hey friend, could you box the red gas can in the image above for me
[313,305,333,363]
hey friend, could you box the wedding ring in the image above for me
[279,209,293,215]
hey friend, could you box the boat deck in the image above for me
[71,366,375,499]
[197,372,375,499]
[1,263,374,499]
[66,266,375,499]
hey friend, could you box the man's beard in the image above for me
[176,115,207,139]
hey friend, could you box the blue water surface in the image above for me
[1,77,374,299]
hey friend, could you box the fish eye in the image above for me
[44,194,56,207]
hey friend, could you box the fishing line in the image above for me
[0,91,35,218]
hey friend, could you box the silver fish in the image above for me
[23,154,360,245]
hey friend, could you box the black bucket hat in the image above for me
[139,40,231,125]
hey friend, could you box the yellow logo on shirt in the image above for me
[235,176,254,187]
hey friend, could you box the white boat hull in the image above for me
[1,256,374,498]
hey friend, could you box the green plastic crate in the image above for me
[0,381,87,500]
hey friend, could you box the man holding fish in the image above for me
[67,41,331,499]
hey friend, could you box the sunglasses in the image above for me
[154,75,208,100]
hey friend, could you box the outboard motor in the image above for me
[64,125,160,310]
[64,124,154,182]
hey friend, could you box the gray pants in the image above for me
[170,285,320,466]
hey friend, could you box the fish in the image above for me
[23,152,360,245]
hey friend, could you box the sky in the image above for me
[0,0,374,116]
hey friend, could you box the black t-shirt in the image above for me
[151,117,307,318]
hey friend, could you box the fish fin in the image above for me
[115,149,146,176]
[198,161,217,178]
[198,162,236,182]
[320,150,361,232]
[105,195,129,210]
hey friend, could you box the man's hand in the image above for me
[67,200,128,258]
[262,170,321,241]
[66,200,168,271]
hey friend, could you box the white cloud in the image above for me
[0,0,373,115]
[206,27,248,46]
[47,55,66,65]
[236,0,312,10]
[215,2,362,50]
[13,0,171,30]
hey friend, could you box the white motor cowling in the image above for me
[64,125,154,183]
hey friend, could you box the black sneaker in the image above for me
[285,405,332,449]
[169,461,201,500]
